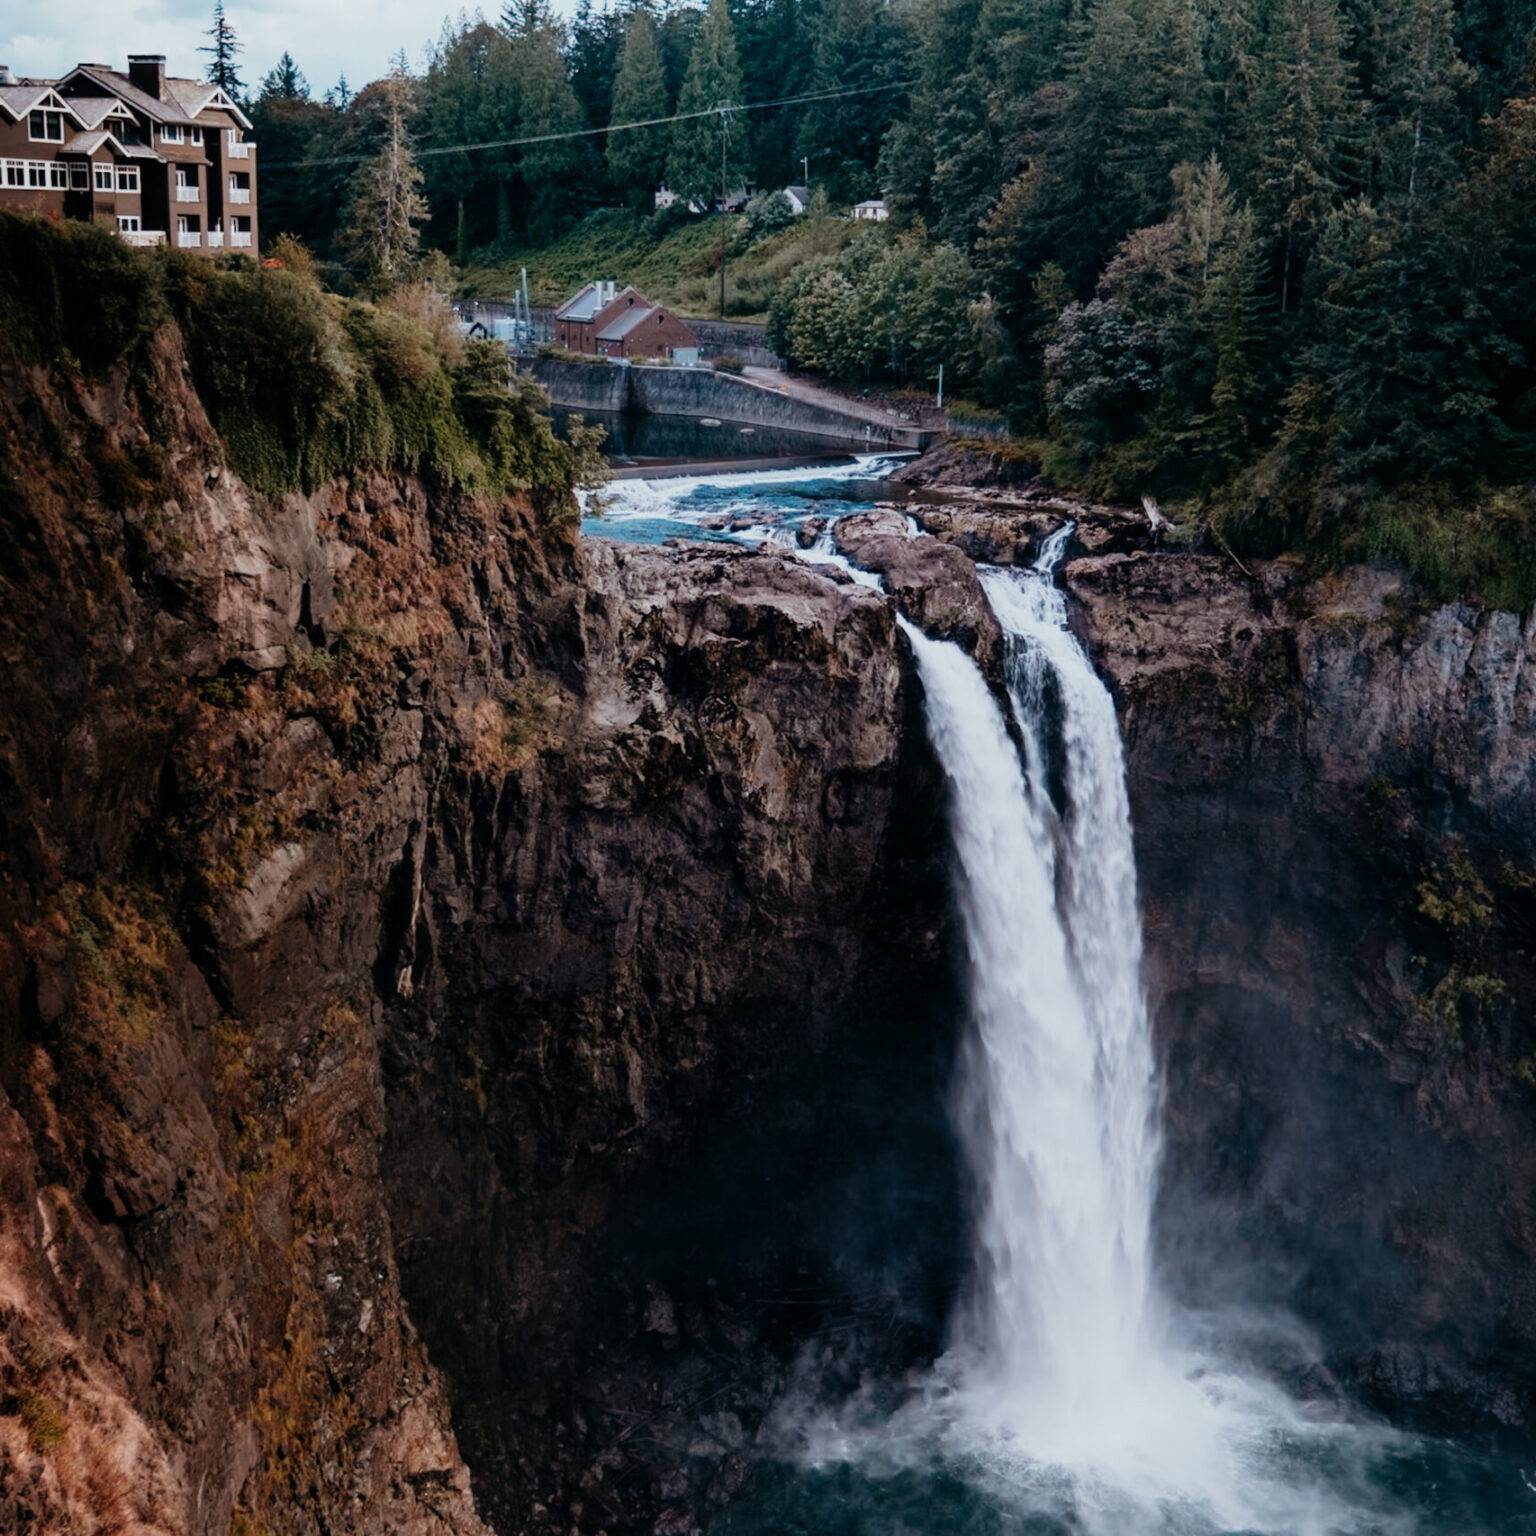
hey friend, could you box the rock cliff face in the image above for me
[6,321,1536,1536]
[0,331,960,1536]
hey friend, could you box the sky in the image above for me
[0,1,568,99]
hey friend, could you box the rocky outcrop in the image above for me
[834,509,1003,668]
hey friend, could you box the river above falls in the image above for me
[551,405,884,474]
[579,453,926,547]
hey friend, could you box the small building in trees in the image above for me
[555,282,699,362]
[849,197,888,222]
[781,185,811,215]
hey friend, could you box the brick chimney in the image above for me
[127,54,166,99]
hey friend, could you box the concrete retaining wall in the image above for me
[529,359,927,448]
[529,358,631,413]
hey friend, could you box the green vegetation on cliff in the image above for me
[0,212,590,505]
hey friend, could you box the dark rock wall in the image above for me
[1068,551,1536,1438]
[0,334,963,1536]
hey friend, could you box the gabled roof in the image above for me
[66,96,138,130]
[556,283,597,320]
[58,129,164,161]
[557,281,619,322]
[0,84,76,122]
[597,305,659,342]
[165,78,252,130]
[783,185,810,203]
[60,65,193,124]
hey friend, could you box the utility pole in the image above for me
[936,363,944,410]
[802,153,810,185]
[718,105,728,320]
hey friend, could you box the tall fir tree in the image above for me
[512,24,596,241]
[796,0,908,202]
[200,0,246,98]
[568,0,627,129]
[609,11,671,205]
[1368,0,1475,216]
[666,0,748,201]
[1248,0,1358,311]
[502,0,555,37]
[259,51,309,101]
[342,68,429,285]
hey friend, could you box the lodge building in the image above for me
[0,55,257,253]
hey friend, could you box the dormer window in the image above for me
[161,123,184,144]
[29,110,65,143]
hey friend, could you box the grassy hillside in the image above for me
[458,208,863,321]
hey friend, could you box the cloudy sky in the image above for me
[1,1,550,98]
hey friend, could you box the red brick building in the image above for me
[554,282,699,362]
[0,55,257,253]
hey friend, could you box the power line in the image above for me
[259,78,917,171]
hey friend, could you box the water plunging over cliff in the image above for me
[718,525,1530,1535]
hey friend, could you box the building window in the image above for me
[94,165,114,192]
[115,165,139,193]
[27,162,48,188]
[3,160,24,187]
[189,127,203,144]
[29,110,65,143]
[161,124,184,144]
[117,215,140,232]
[69,162,89,190]
[49,163,70,189]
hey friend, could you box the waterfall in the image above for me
[894,529,1392,1533]
[898,527,1161,1428]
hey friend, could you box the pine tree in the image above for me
[502,0,555,37]
[1248,0,1358,311]
[419,20,520,250]
[568,0,627,129]
[1369,0,1475,217]
[796,0,908,202]
[512,25,594,241]
[343,68,429,286]
[609,11,671,206]
[326,74,353,111]
[738,0,811,188]
[1040,0,1204,290]
[259,51,309,101]
[667,0,748,202]
[201,0,246,97]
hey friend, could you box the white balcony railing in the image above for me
[230,231,252,248]
[227,133,251,159]
[177,230,200,248]
[176,184,200,202]
[228,186,250,204]
[206,230,224,249]
[120,229,166,247]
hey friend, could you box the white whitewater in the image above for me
[888,529,1409,1536]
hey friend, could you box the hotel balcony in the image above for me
[227,133,251,159]
[230,230,252,248]
[228,186,250,204]
[206,229,224,249]
[176,230,200,248]
[175,184,200,203]
[120,229,166,247]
